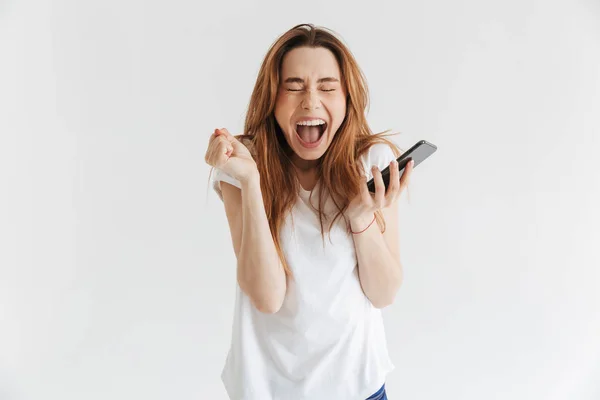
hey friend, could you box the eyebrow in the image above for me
[283,77,340,84]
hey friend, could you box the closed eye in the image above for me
[286,89,336,92]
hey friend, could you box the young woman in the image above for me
[205,23,413,400]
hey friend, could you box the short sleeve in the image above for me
[211,167,242,202]
[361,142,399,180]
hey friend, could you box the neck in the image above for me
[291,154,319,173]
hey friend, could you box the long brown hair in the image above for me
[209,23,408,278]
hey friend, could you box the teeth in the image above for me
[296,119,326,126]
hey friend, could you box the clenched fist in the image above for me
[205,128,258,184]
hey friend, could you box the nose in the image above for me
[301,89,321,110]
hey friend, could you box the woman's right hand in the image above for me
[205,128,257,184]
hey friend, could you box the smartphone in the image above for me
[367,139,437,193]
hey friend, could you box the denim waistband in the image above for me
[365,383,386,400]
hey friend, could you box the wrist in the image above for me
[239,166,260,188]
[349,212,376,233]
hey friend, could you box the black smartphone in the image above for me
[367,139,437,193]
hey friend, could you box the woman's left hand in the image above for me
[346,159,414,228]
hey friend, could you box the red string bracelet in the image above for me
[350,214,376,234]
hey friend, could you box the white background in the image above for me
[1,0,599,399]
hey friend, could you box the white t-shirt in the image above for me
[211,143,398,400]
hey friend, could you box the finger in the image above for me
[221,129,249,156]
[209,136,233,164]
[206,132,220,164]
[218,128,236,143]
[400,159,414,190]
[209,129,221,144]
[219,136,234,157]
[211,133,232,150]
[387,160,400,204]
[360,174,371,203]
[371,165,385,209]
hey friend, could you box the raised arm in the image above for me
[208,128,286,313]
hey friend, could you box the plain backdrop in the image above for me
[1,0,599,399]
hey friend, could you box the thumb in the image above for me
[217,128,236,143]
[218,128,249,154]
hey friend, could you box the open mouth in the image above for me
[294,122,327,146]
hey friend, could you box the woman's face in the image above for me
[274,46,347,169]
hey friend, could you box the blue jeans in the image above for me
[365,383,387,400]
